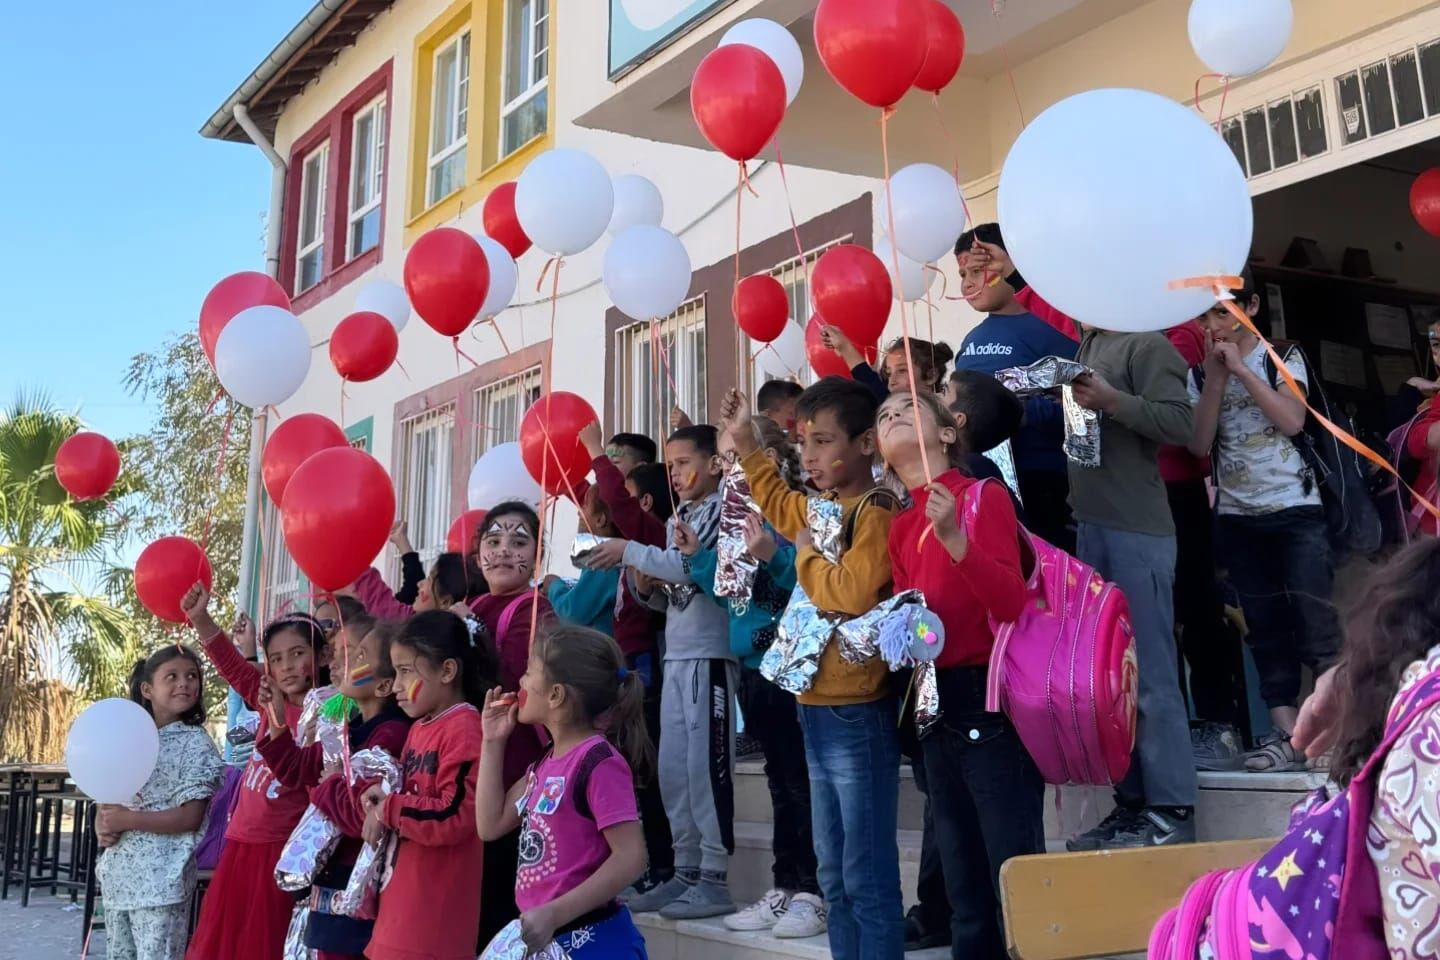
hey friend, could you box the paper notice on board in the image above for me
[1374,354,1419,395]
[1319,341,1368,389]
[1366,303,1413,350]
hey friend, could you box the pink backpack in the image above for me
[964,481,1137,786]
[1148,669,1440,960]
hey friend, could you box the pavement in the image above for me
[0,891,104,959]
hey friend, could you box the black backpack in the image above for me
[1194,344,1382,558]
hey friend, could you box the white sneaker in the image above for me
[722,888,790,931]
[772,893,827,939]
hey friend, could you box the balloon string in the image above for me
[734,161,746,402]
[334,592,353,786]
[452,336,485,371]
[647,320,682,519]
[1007,70,1027,129]
[200,405,237,556]
[930,94,974,232]
[772,139,816,341]
[340,382,348,433]
[541,429,595,534]
[490,318,513,356]
[395,358,412,382]
[650,319,682,396]
[1194,72,1233,131]
[751,342,804,384]
[203,387,226,418]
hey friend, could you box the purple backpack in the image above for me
[1148,671,1440,960]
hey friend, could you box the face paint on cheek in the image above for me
[405,678,423,702]
[350,664,374,686]
[831,459,844,468]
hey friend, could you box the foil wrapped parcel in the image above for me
[761,497,846,695]
[570,532,609,567]
[997,356,1102,468]
[282,904,314,960]
[335,749,404,917]
[913,661,941,737]
[982,439,1022,503]
[480,918,568,960]
[834,589,927,666]
[714,457,762,610]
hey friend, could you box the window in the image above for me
[1220,85,1327,179]
[296,143,329,293]
[500,0,548,158]
[264,503,306,620]
[473,366,542,455]
[616,298,707,440]
[350,434,369,452]
[348,97,386,259]
[428,31,470,206]
[399,406,455,567]
[748,240,846,391]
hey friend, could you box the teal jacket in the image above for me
[546,567,619,637]
[686,533,797,669]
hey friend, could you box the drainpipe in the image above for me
[232,103,287,620]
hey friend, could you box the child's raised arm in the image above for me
[475,687,526,841]
[182,583,263,707]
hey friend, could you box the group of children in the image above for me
[93,221,1366,960]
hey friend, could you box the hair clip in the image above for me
[616,666,630,682]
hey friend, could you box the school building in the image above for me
[202,3,1440,950]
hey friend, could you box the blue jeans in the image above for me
[799,698,904,960]
[1077,523,1198,808]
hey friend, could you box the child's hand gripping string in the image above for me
[672,521,700,557]
[180,582,220,640]
[579,420,604,460]
[719,388,759,457]
[256,676,288,737]
[359,783,387,844]
[743,514,777,563]
[924,482,969,564]
[481,686,520,744]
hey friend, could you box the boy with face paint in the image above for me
[584,424,738,920]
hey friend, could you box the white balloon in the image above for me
[998,88,1252,334]
[215,305,312,407]
[876,237,931,303]
[608,174,665,237]
[515,149,615,256]
[719,19,805,105]
[468,442,542,510]
[603,225,692,320]
[472,234,518,321]
[354,279,410,332]
[1188,0,1293,77]
[881,163,967,265]
[66,698,160,803]
[757,322,805,381]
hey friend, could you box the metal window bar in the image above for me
[616,298,707,440]
[745,238,848,395]
[398,406,455,568]
[472,366,543,457]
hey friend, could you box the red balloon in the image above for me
[914,0,965,95]
[135,536,213,624]
[262,414,349,506]
[281,447,396,592]
[814,0,928,109]
[330,311,399,383]
[483,183,532,259]
[199,272,291,367]
[403,228,490,338]
[691,44,787,162]
[734,275,790,343]
[447,509,489,554]
[519,393,599,497]
[54,432,120,501]
[812,244,893,345]
[1412,168,1440,238]
[805,315,877,380]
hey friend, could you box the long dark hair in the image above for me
[263,612,332,687]
[429,553,470,607]
[1331,539,1440,785]
[129,646,207,726]
[532,624,655,785]
[394,610,497,707]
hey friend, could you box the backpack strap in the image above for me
[1353,670,1440,786]
[840,486,901,552]
[571,739,618,822]
[496,593,532,640]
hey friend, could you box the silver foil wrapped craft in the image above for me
[997,356,1102,468]
[761,498,848,694]
[913,662,941,737]
[226,713,259,747]
[569,532,609,567]
[275,804,343,892]
[834,590,928,666]
[714,457,762,610]
[282,904,314,960]
[336,749,404,917]
[480,918,568,960]
[296,686,349,770]
[982,440,1022,503]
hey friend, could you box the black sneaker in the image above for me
[736,731,763,761]
[903,904,951,950]
[1192,721,1244,771]
[1065,805,1142,852]
[1098,807,1197,849]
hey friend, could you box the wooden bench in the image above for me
[999,838,1274,959]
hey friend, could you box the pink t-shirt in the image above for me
[513,735,639,912]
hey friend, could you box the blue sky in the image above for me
[0,2,304,440]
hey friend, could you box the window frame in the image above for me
[427,29,472,206]
[397,405,457,569]
[472,365,543,458]
[499,0,549,159]
[613,298,709,440]
[295,142,330,294]
[347,95,387,261]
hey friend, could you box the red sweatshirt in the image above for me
[369,703,485,960]
[202,630,310,843]
[472,591,549,789]
[576,455,663,658]
[352,567,488,621]
[1160,320,1211,484]
[888,471,1027,668]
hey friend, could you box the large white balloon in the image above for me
[472,234,518,321]
[1188,0,1293,77]
[515,149,615,256]
[608,174,665,237]
[66,698,160,803]
[998,88,1252,333]
[215,305,312,407]
[756,322,805,381]
[876,237,931,303]
[603,225,692,320]
[882,163,967,265]
[468,442,542,510]
[719,19,805,105]
[354,279,410,332]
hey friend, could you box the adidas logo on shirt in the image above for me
[961,343,1014,357]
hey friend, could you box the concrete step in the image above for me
[728,820,923,907]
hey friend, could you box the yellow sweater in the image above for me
[741,449,896,706]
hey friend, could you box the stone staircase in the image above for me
[632,759,1324,960]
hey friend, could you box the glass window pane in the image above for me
[502,87,547,157]
[1335,70,1367,144]
[376,103,386,193]
[432,45,457,154]
[350,208,380,257]
[458,34,470,136]
[1422,39,1440,116]
[1294,86,1327,158]
[1392,50,1424,125]
[1361,60,1396,135]
[1220,117,1247,176]
[1268,100,1298,168]
[299,248,324,291]
[506,0,532,102]
[352,111,375,210]
[1243,107,1271,176]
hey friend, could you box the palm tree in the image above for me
[0,391,140,761]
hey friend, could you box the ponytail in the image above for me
[608,668,655,787]
[395,610,498,707]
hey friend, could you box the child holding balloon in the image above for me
[94,646,223,960]
[180,584,330,960]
